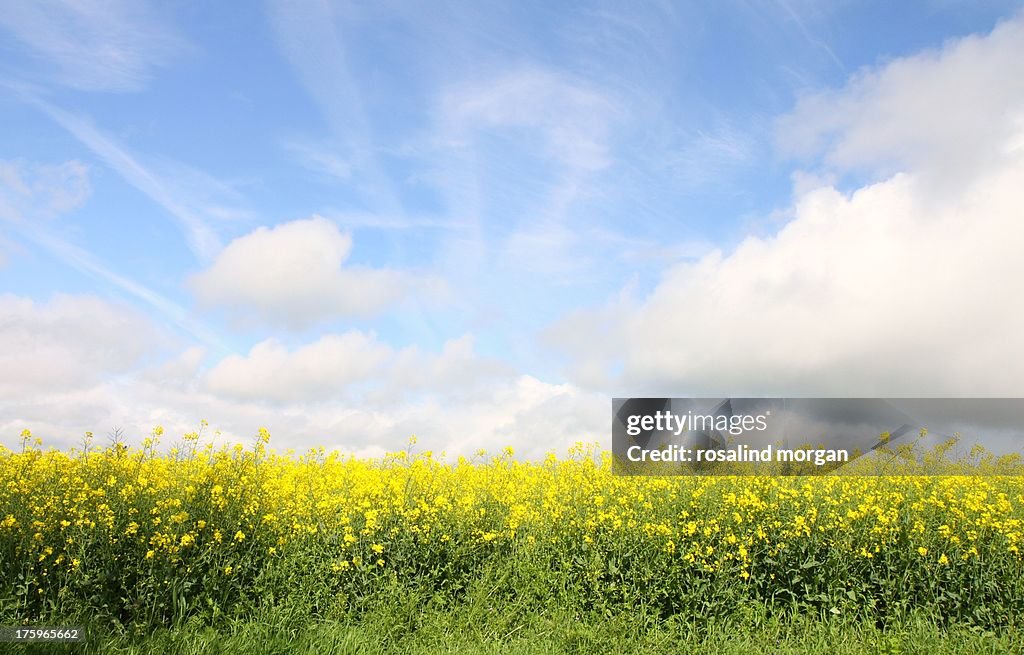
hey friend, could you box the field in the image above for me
[2,427,1024,654]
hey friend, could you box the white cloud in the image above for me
[189,216,445,328]
[0,294,160,396]
[548,16,1024,397]
[777,12,1024,185]
[394,375,606,459]
[142,346,206,386]
[383,335,516,401]
[0,0,187,92]
[194,346,604,459]
[615,165,1024,396]
[205,333,391,403]
[550,146,1024,397]
[0,297,603,460]
[204,332,513,405]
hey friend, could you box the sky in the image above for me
[1,0,1023,458]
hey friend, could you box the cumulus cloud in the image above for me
[776,12,1024,185]
[205,332,392,403]
[0,0,188,92]
[0,294,160,396]
[0,296,603,460]
[204,332,513,405]
[189,216,446,328]
[548,15,1024,397]
[617,166,1024,396]
[384,334,515,400]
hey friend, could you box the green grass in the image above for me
[6,606,1023,655]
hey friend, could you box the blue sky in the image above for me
[2,1,1023,457]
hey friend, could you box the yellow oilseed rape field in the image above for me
[2,427,1024,651]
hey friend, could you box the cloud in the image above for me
[31,100,223,260]
[382,335,516,401]
[325,211,469,231]
[548,16,1024,397]
[624,165,1023,396]
[440,68,622,173]
[400,375,606,459]
[267,0,405,217]
[549,142,1024,397]
[142,346,206,386]
[204,332,513,405]
[660,123,758,188]
[428,68,628,280]
[0,294,161,396]
[205,333,392,403]
[0,0,188,92]
[0,159,90,221]
[18,227,230,353]
[282,138,352,183]
[188,216,446,328]
[776,12,1024,185]
[0,297,603,460]
[0,158,228,352]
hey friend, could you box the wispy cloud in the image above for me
[0,155,228,355]
[439,68,623,173]
[27,97,223,260]
[773,0,846,73]
[324,211,469,231]
[15,224,229,353]
[0,0,189,92]
[267,0,405,217]
[0,159,91,221]
[429,67,626,277]
[281,138,352,183]
[655,121,759,189]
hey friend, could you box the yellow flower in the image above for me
[371,544,384,554]
[938,554,949,565]
[918,547,928,557]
